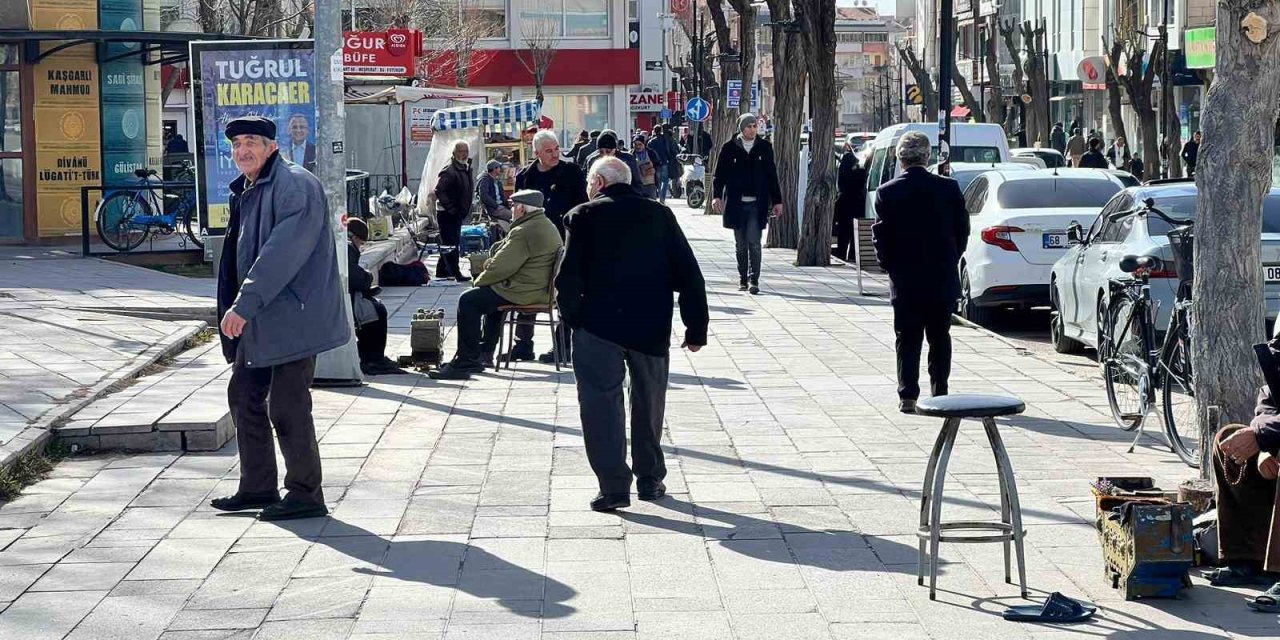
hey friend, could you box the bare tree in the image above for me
[998,19,1026,137]
[897,44,936,122]
[1108,11,1164,174]
[953,58,983,123]
[705,0,741,205]
[512,0,559,104]
[764,0,806,249]
[1102,35,1130,148]
[982,16,1004,129]
[794,0,837,267]
[729,0,759,119]
[1020,19,1050,147]
[1192,0,1280,473]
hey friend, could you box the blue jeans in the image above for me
[656,166,671,202]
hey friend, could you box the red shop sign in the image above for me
[343,29,422,77]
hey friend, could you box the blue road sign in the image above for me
[660,107,672,120]
[686,97,711,123]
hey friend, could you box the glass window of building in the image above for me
[540,94,611,145]
[517,0,609,38]
[468,0,509,38]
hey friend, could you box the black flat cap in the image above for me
[346,218,369,242]
[225,116,276,141]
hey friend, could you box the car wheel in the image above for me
[1095,295,1109,360]
[960,268,995,327]
[1050,283,1083,354]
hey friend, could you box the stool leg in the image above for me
[918,421,951,586]
[495,311,507,371]
[552,313,562,373]
[985,418,1028,598]
[983,418,1013,584]
[504,313,516,370]
[928,418,959,600]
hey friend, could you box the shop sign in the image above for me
[192,41,316,232]
[1076,56,1107,90]
[629,90,666,112]
[1186,27,1215,69]
[409,106,436,147]
[344,30,421,77]
[29,0,98,30]
[33,46,103,236]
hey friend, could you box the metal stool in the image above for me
[914,394,1028,600]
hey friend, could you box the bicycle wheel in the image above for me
[95,192,150,252]
[1103,295,1150,431]
[178,206,204,249]
[1160,322,1199,467]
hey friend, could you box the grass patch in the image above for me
[0,440,73,503]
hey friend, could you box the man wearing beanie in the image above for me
[584,129,643,191]
[431,189,564,380]
[345,218,402,376]
[712,112,783,294]
[576,129,602,166]
[213,115,348,521]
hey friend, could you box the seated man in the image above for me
[478,160,513,232]
[346,219,402,376]
[1213,386,1280,611]
[429,190,563,380]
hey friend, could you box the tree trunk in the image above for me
[984,17,1004,129]
[1192,0,1280,475]
[732,0,758,118]
[765,1,805,249]
[1000,20,1026,139]
[795,0,836,267]
[1021,20,1050,148]
[1104,38,1129,145]
[1167,110,1183,178]
[705,0,741,214]
[899,44,937,121]
[954,59,983,123]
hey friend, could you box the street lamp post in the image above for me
[939,0,955,154]
[1161,0,1172,177]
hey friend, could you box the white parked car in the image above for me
[960,169,1126,324]
[1010,147,1067,168]
[935,162,1036,194]
[863,122,1012,218]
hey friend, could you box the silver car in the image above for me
[1049,182,1280,353]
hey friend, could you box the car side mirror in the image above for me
[1067,223,1083,246]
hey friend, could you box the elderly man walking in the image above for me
[557,157,709,512]
[872,132,968,415]
[515,130,589,364]
[212,116,348,521]
[430,190,563,381]
[712,113,783,294]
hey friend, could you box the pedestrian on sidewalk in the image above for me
[833,135,868,262]
[871,131,967,415]
[515,129,589,364]
[649,124,674,203]
[1182,131,1201,178]
[346,218,402,376]
[213,116,347,521]
[557,157,708,512]
[575,129,601,167]
[712,113,783,295]
[584,130,644,191]
[1050,122,1067,155]
[567,130,590,163]
[434,140,474,282]
[633,136,660,199]
[1078,137,1109,169]
[1066,128,1086,167]
[430,190,563,381]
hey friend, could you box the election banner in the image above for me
[191,40,315,233]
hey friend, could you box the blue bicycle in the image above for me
[95,161,202,252]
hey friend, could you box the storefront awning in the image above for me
[343,84,502,105]
[951,105,971,118]
[0,29,249,66]
[430,99,542,136]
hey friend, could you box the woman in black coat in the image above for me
[832,147,868,262]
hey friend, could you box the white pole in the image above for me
[854,219,864,295]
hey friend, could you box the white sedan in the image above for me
[959,169,1126,325]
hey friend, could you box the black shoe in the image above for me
[503,342,536,362]
[637,480,667,501]
[361,358,405,376]
[259,499,328,521]
[539,351,568,365]
[428,359,484,380]
[210,491,280,512]
[899,399,917,414]
[589,493,631,512]
[455,275,472,283]
[749,284,760,295]
[739,282,749,291]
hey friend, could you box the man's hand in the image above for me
[770,204,783,219]
[1219,428,1262,465]
[220,309,247,339]
[681,341,702,353]
[712,198,724,214]
[1260,452,1279,480]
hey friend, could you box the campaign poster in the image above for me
[191,40,315,233]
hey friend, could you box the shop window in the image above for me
[540,94,611,146]
[0,45,15,66]
[0,71,16,153]
[0,158,20,240]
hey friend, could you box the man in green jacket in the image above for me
[431,190,563,380]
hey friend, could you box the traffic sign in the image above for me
[727,80,742,109]
[660,107,672,120]
[686,97,711,122]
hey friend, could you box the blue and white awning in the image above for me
[429,99,541,136]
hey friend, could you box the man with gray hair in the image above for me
[872,131,968,414]
[434,140,474,281]
[557,156,708,511]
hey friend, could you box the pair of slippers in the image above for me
[1247,583,1280,614]
[1003,592,1096,624]
[1205,566,1280,613]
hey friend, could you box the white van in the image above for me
[862,122,1011,219]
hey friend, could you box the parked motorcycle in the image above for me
[679,154,706,209]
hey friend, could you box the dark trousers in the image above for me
[457,286,531,363]
[356,297,388,364]
[893,299,954,401]
[573,328,669,495]
[227,350,324,506]
[437,215,464,279]
[1214,424,1280,571]
[833,218,854,262]
[733,202,763,285]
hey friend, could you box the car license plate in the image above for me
[1043,233,1068,249]
[1267,265,1280,283]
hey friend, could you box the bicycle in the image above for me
[95,161,202,252]
[1099,199,1199,467]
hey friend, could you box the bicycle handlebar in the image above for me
[1110,197,1193,228]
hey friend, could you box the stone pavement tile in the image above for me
[707,539,807,591]
[400,494,479,535]
[0,529,22,552]
[0,534,81,566]
[30,561,133,591]
[0,564,48,601]
[624,533,708,566]
[157,632,253,640]
[127,538,236,581]
[442,623,541,640]
[266,575,371,621]
[540,632,635,640]
[103,507,190,532]
[628,564,720,612]
[358,584,454,620]
[0,589,107,640]
[165,608,268,632]
[252,618,354,640]
[470,515,548,538]
[132,479,221,508]
[348,617,445,639]
[732,613,834,640]
[291,535,388,578]
[546,538,623,563]
[65,593,186,640]
[722,588,819,614]
[372,535,466,586]
[829,622,931,640]
[167,515,255,539]
[110,579,203,597]
[186,550,303,610]
[635,611,733,640]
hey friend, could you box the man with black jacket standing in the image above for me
[872,132,968,415]
[833,138,868,262]
[712,113,783,294]
[434,140,474,282]
[515,129,589,363]
[557,156,709,512]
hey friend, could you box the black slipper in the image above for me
[1003,592,1096,624]
[1248,583,1280,613]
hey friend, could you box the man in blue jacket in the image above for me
[213,116,349,521]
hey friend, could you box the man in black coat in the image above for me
[583,130,644,190]
[872,131,969,414]
[575,129,601,166]
[1078,137,1109,169]
[434,140,474,282]
[712,113,783,294]
[345,219,401,376]
[833,139,868,262]
[556,156,709,512]
[1182,131,1201,178]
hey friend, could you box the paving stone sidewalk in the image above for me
[0,208,1271,639]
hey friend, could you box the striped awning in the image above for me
[429,99,542,136]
